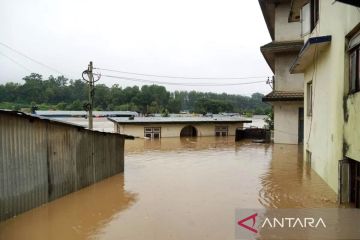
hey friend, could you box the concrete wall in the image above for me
[265,2,304,145]
[0,113,126,221]
[344,93,360,162]
[273,102,303,144]
[302,1,360,193]
[275,3,301,41]
[275,53,304,91]
[116,123,244,138]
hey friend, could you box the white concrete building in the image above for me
[259,0,305,144]
[285,0,360,207]
[108,117,251,138]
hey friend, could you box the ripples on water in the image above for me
[0,137,337,240]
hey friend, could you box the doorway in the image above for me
[180,125,197,137]
[350,159,360,208]
[298,108,304,144]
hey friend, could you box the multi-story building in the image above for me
[259,0,305,144]
[264,0,360,207]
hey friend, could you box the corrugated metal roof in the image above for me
[262,91,304,102]
[108,116,252,124]
[35,110,138,117]
[0,109,134,139]
[0,111,129,221]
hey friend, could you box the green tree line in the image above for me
[0,73,271,114]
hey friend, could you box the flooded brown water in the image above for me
[0,137,337,240]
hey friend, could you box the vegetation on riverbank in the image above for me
[0,73,271,114]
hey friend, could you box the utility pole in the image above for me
[82,61,100,130]
[87,61,94,130]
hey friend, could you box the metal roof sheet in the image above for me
[0,109,134,139]
[108,116,252,124]
[35,110,138,117]
[290,36,332,74]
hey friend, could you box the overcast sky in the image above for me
[0,0,272,95]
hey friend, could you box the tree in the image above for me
[167,98,181,113]
[0,73,271,114]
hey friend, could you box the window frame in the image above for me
[300,0,319,36]
[301,2,311,36]
[310,0,319,32]
[349,44,360,94]
[144,127,161,139]
[215,126,228,137]
[307,81,313,117]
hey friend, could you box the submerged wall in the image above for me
[0,112,126,221]
[116,123,244,138]
[273,102,303,144]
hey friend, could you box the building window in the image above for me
[144,127,161,139]
[307,82,313,116]
[215,126,228,137]
[301,0,319,35]
[310,0,319,31]
[301,3,310,35]
[349,33,360,93]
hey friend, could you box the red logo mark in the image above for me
[237,213,258,233]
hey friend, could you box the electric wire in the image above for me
[94,67,269,80]
[0,41,66,76]
[0,51,32,73]
[97,73,266,86]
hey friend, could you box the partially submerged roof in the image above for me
[261,40,304,72]
[35,110,138,118]
[262,91,304,102]
[290,35,332,74]
[108,116,252,125]
[0,109,134,139]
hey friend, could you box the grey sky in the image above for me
[0,0,272,95]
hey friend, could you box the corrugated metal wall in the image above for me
[0,113,125,221]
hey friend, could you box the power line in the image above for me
[94,67,268,80]
[0,41,66,76]
[97,74,265,86]
[0,51,32,73]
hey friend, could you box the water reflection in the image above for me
[125,136,240,153]
[0,174,137,240]
[0,137,338,240]
[258,144,337,208]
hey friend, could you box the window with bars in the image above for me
[215,126,228,137]
[144,127,161,139]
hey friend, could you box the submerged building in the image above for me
[108,117,251,138]
[259,0,305,145]
[259,0,360,207]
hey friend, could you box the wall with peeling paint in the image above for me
[302,1,360,193]
[344,94,360,161]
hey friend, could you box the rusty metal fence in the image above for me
[0,110,131,221]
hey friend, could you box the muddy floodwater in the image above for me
[0,137,337,240]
